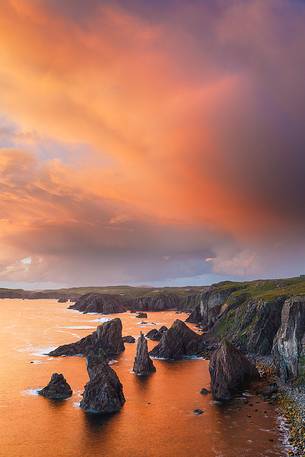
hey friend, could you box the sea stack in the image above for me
[38,373,72,400]
[49,318,125,357]
[133,333,156,376]
[80,349,125,414]
[149,319,204,359]
[209,340,259,401]
[272,296,305,382]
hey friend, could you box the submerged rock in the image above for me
[145,326,168,341]
[69,293,126,314]
[133,333,156,376]
[38,373,72,400]
[209,340,259,401]
[80,350,125,414]
[272,296,305,382]
[200,388,210,395]
[193,408,204,415]
[123,335,136,343]
[49,318,125,357]
[149,319,204,359]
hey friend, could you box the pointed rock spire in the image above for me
[133,333,156,376]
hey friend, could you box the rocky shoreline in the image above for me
[28,276,305,452]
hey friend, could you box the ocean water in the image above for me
[0,299,291,457]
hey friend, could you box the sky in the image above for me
[0,0,305,289]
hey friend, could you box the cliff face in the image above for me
[69,293,126,314]
[185,285,242,327]
[272,297,305,383]
[128,293,181,311]
[149,319,204,359]
[49,318,125,357]
[209,296,285,356]
[209,340,259,401]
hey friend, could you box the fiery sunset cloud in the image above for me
[0,0,305,287]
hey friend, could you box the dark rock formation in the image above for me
[185,284,242,327]
[38,373,72,400]
[200,388,210,395]
[136,312,148,318]
[129,293,181,312]
[208,296,285,356]
[80,349,125,414]
[149,320,204,359]
[69,293,126,314]
[193,408,204,415]
[133,333,156,375]
[49,318,125,357]
[209,340,259,401]
[145,326,168,341]
[58,297,68,303]
[272,297,305,382]
[123,335,136,343]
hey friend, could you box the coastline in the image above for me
[255,358,305,457]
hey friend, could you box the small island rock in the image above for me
[123,335,136,343]
[38,373,72,400]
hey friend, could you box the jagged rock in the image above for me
[145,326,168,341]
[123,335,136,343]
[58,296,68,303]
[133,333,156,375]
[149,320,204,359]
[208,296,285,356]
[38,373,72,400]
[129,293,181,312]
[145,329,160,340]
[136,312,148,318]
[69,293,126,314]
[80,350,125,414]
[49,318,125,357]
[185,284,242,326]
[272,297,305,382]
[209,340,260,401]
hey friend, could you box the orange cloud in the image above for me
[0,0,305,285]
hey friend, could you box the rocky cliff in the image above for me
[185,284,243,327]
[209,340,259,401]
[128,293,181,311]
[49,318,125,357]
[272,297,305,383]
[149,319,204,359]
[69,293,126,314]
[208,296,285,356]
